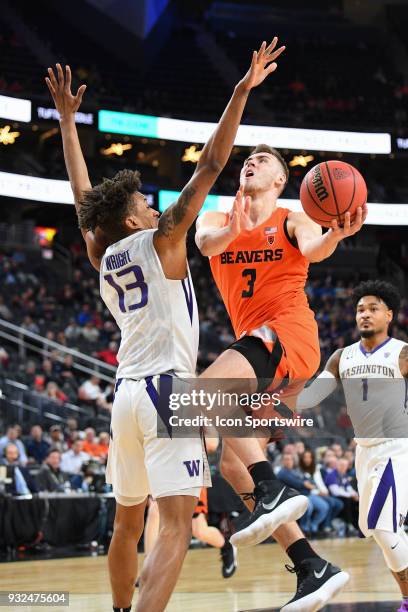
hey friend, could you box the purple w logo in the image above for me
[183,459,200,477]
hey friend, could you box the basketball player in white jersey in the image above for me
[297,280,408,612]
[45,41,285,612]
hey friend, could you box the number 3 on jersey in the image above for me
[242,268,256,298]
[104,264,148,313]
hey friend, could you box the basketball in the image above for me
[300,160,367,227]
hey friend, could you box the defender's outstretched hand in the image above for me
[229,186,251,238]
[45,64,86,119]
[241,37,286,91]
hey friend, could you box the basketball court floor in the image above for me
[1,538,400,611]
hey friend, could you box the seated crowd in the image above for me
[0,422,109,495]
[0,419,361,541]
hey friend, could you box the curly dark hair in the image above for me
[78,169,142,240]
[352,280,401,319]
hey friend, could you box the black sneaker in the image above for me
[281,558,350,611]
[230,481,308,548]
[220,540,237,578]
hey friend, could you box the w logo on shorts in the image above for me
[184,459,200,477]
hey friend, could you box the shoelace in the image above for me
[240,492,256,502]
[285,564,309,596]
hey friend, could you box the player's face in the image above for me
[126,193,159,231]
[356,295,392,338]
[240,153,285,194]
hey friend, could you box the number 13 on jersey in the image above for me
[104,264,148,313]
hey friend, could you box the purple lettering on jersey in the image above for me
[104,264,148,313]
[105,250,131,271]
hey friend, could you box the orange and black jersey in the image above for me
[209,207,311,340]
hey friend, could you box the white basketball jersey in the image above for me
[339,337,408,446]
[100,230,199,379]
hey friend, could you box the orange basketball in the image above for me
[300,160,367,227]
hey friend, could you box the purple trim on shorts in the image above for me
[367,458,397,532]
[359,336,391,357]
[181,276,193,324]
[113,378,123,400]
[110,378,124,440]
[145,374,173,437]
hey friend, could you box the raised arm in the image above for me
[296,349,342,411]
[46,64,106,271]
[195,186,252,256]
[154,38,285,256]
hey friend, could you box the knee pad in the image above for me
[373,528,408,573]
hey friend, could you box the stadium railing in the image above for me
[0,318,116,384]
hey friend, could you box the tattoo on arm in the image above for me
[157,185,197,238]
[400,344,408,378]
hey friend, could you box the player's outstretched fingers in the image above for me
[56,63,65,89]
[47,67,58,90]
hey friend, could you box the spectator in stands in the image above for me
[41,358,56,386]
[299,450,343,533]
[0,295,12,320]
[82,427,105,460]
[44,381,68,405]
[60,440,89,475]
[0,425,28,466]
[77,303,92,326]
[0,443,33,494]
[64,318,82,342]
[46,425,68,454]
[96,341,118,366]
[21,315,40,335]
[82,321,100,344]
[26,425,50,464]
[331,442,344,458]
[278,453,330,537]
[97,432,110,461]
[324,457,359,534]
[18,360,37,387]
[36,449,70,492]
[63,419,80,448]
[78,375,110,412]
[294,440,305,456]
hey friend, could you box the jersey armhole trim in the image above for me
[283,216,299,250]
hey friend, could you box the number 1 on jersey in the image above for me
[242,268,256,298]
[362,378,368,401]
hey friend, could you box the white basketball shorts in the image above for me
[106,375,211,506]
[356,438,408,537]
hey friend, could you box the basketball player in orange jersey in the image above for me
[195,146,368,611]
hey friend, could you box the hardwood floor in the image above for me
[0,538,400,611]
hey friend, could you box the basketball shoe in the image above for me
[280,558,350,611]
[220,540,237,578]
[397,602,408,612]
[230,481,308,548]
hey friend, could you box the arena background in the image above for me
[0,0,407,610]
